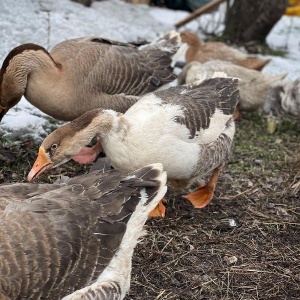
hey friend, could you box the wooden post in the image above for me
[175,0,226,29]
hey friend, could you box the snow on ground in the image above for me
[0,0,300,141]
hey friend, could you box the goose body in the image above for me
[180,30,271,71]
[0,164,167,299]
[264,78,300,117]
[0,32,183,121]
[28,77,239,213]
[178,61,287,116]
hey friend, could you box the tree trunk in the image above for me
[223,0,289,44]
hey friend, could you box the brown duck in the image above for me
[180,30,271,71]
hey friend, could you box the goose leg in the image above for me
[72,138,102,164]
[233,105,240,121]
[184,166,222,208]
[148,198,166,218]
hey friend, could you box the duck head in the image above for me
[27,109,106,181]
[0,45,36,121]
[180,31,202,46]
[0,68,24,122]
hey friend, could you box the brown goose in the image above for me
[180,30,271,71]
[0,31,183,122]
[0,164,167,299]
[178,60,287,119]
[27,76,239,216]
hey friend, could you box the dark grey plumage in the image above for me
[154,77,239,139]
[0,165,165,300]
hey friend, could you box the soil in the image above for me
[0,112,299,300]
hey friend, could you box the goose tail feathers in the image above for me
[141,31,187,67]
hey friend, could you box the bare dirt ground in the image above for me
[0,112,299,300]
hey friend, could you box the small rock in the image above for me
[224,255,238,265]
[12,173,18,180]
[267,202,276,209]
[247,180,254,187]
[216,218,237,230]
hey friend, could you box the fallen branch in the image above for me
[175,0,227,29]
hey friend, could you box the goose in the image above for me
[0,163,167,300]
[263,78,300,133]
[27,76,239,216]
[264,78,300,118]
[178,60,287,119]
[180,30,271,71]
[0,31,184,122]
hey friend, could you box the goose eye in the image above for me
[51,143,58,152]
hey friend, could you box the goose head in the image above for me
[27,109,113,181]
[0,44,52,121]
[180,31,202,46]
[0,51,25,121]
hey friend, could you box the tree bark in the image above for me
[223,0,289,44]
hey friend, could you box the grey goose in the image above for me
[0,164,167,299]
[178,60,286,119]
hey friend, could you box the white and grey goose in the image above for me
[263,78,300,133]
[28,76,239,216]
[178,60,287,119]
[0,31,184,122]
[0,164,167,299]
[264,78,300,117]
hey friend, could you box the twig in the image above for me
[154,290,166,300]
[247,206,281,221]
[227,268,291,278]
[175,0,226,28]
[217,187,257,200]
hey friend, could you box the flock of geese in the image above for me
[0,29,299,299]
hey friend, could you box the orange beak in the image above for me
[0,104,8,122]
[27,147,54,181]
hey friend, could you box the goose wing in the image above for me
[154,77,239,139]
[0,165,165,299]
[50,37,177,97]
[0,182,60,210]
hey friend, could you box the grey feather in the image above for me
[0,164,166,299]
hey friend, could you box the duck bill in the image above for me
[0,105,8,122]
[27,147,54,181]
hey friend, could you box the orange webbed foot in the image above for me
[184,185,214,208]
[148,198,166,218]
[184,166,222,209]
[233,106,240,121]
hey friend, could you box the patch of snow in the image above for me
[0,0,299,141]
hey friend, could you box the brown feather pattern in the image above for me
[50,36,178,97]
[0,33,180,120]
[0,165,163,299]
[77,282,122,300]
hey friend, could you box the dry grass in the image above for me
[0,112,299,299]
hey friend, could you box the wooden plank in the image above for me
[175,0,227,29]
